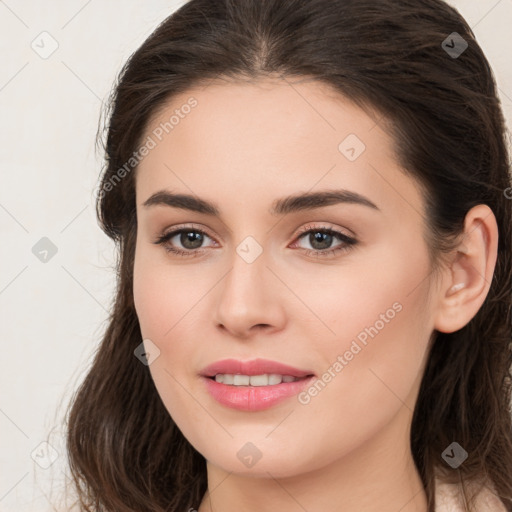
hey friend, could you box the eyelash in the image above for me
[153,223,357,259]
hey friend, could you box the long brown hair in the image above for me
[65,0,512,510]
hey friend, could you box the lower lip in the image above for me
[202,375,315,412]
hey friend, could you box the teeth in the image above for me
[268,374,282,385]
[213,373,300,386]
[234,374,250,385]
[221,374,234,385]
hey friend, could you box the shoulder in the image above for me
[435,476,507,512]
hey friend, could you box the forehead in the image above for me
[143,77,386,156]
[135,78,425,222]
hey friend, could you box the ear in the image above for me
[433,204,499,334]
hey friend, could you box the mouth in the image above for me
[199,359,316,411]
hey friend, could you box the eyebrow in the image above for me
[142,189,380,215]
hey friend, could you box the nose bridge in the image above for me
[222,242,269,307]
[214,237,285,336]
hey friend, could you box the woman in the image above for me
[65,0,512,510]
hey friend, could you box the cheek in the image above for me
[282,237,433,361]
[133,267,174,339]
[133,244,210,339]
[133,249,208,430]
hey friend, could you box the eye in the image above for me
[291,223,357,257]
[153,224,217,257]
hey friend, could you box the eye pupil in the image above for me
[181,231,203,249]
[310,231,333,250]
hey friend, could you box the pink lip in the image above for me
[200,358,315,412]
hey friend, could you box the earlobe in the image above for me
[433,204,498,334]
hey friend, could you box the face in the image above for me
[133,77,439,478]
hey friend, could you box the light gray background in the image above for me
[1,1,511,511]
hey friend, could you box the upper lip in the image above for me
[200,358,315,378]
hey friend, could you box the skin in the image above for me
[132,76,498,512]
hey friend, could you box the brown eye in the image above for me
[292,225,357,257]
[153,226,217,256]
[177,230,205,250]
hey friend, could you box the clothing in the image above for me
[435,477,508,511]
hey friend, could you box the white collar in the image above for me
[434,476,507,511]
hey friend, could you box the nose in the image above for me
[213,248,287,339]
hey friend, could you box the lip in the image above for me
[200,358,316,412]
[200,358,314,378]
